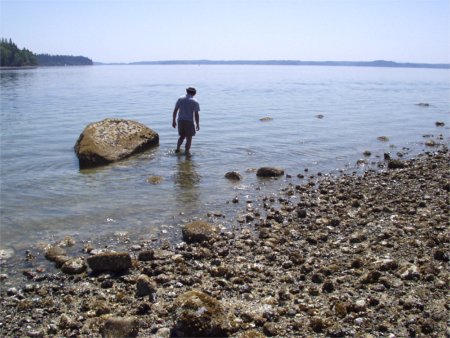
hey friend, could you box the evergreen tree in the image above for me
[0,38,92,67]
[0,38,37,67]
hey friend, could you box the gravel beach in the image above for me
[0,143,449,337]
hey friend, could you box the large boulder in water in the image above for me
[74,118,159,168]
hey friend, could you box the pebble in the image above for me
[6,287,18,296]
[0,248,15,260]
[354,317,364,326]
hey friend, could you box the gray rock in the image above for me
[256,167,284,177]
[433,249,449,262]
[388,159,406,169]
[74,118,159,168]
[399,263,420,280]
[136,274,157,298]
[26,330,44,337]
[138,250,154,261]
[225,171,242,180]
[172,290,230,337]
[61,257,87,275]
[352,299,367,313]
[102,316,139,338]
[182,221,219,243]
[86,252,132,273]
[44,245,67,261]
[309,316,325,333]
[6,287,17,296]
[58,314,78,330]
[155,327,171,338]
[45,245,70,267]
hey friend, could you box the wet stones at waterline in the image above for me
[182,221,219,243]
[74,118,159,168]
[86,252,132,273]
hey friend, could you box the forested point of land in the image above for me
[0,38,93,67]
[36,54,93,66]
[0,38,37,67]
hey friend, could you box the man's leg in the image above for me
[176,136,185,152]
[185,136,192,153]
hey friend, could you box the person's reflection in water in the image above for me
[173,156,201,215]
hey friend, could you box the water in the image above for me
[1,65,449,251]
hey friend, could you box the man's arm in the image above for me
[195,111,200,131]
[172,102,179,128]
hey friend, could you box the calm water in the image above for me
[1,65,449,251]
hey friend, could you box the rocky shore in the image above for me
[1,144,449,337]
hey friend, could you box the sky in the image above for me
[1,0,449,64]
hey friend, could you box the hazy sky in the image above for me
[1,0,449,63]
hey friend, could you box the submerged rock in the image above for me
[256,167,284,177]
[147,175,164,184]
[225,171,242,180]
[0,248,15,260]
[172,290,230,337]
[86,252,132,273]
[74,118,159,168]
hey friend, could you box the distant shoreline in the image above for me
[0,65,91,70]
[95,59,450,69]
[0,66,38,70]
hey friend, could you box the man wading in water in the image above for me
[172,87,200,154]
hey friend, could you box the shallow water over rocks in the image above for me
[1,65,449,252]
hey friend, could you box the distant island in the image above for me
[93,59,450,69]
[0,38,92,68]
[97,59,449,69]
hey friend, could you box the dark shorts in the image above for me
[178,120,196,137]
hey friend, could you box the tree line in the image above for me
[0,38,37,67]
[1,38,93,67]
[36,54,93,66]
